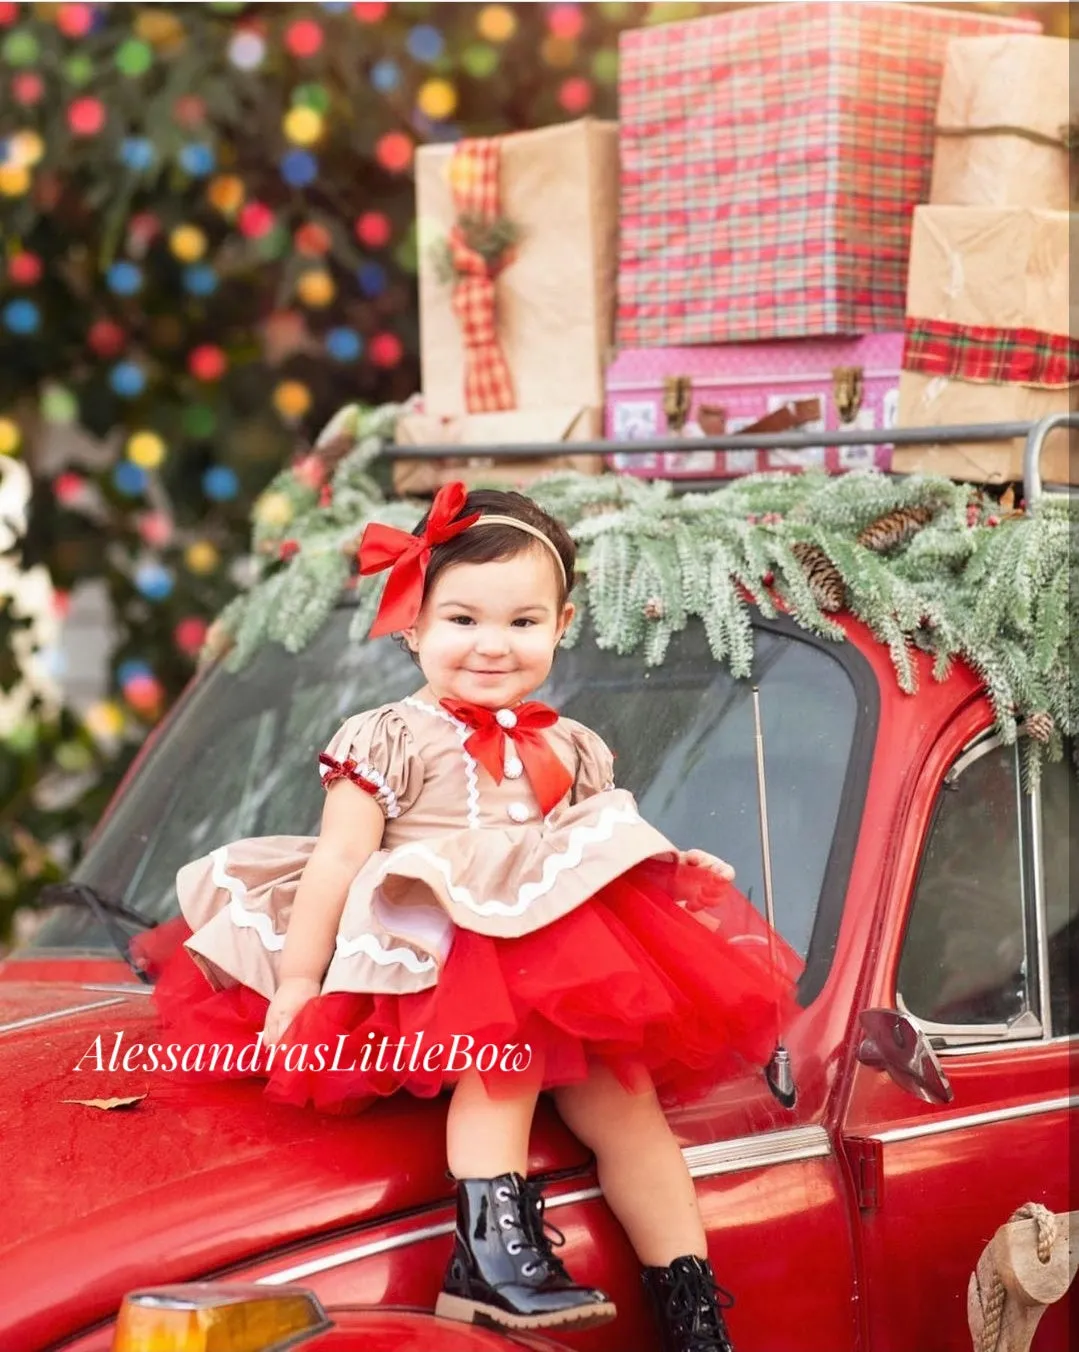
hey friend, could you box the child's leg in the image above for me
[446,1068,538,1178]
[552,1064,706,1265]
[438,1068,617,1331]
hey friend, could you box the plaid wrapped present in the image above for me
[895,206,1077,484]
[416,119,618,418]
[617,2,1039,348]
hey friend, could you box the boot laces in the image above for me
[519,1179,571,1279]
[667,1265,736,1352]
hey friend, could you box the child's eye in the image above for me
[511,618,537,627]
[450,616,475,626]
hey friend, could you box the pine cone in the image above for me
[791,542,846,612]
[1024,711,1054,743]
[856,504,935,553]
[643,596,665,620]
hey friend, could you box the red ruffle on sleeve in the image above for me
[317,752,381,798]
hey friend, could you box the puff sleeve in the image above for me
[570,723,617,804]
[318,705,423,819]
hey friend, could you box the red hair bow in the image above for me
[440,699,574,816]
[358,481,480,638]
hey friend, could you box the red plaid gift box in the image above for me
[617,2,1038,348]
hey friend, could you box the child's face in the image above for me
[404,546,574,709]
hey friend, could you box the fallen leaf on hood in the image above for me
[61,1094,146,1110]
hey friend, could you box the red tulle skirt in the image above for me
[132,859,803,1116]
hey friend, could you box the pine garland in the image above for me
[205,406,1078,790]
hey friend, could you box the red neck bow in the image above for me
[440,699,573,816]
[357,481,480,638]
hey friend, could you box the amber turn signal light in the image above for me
[111,1283,330,1352]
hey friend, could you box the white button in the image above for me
[504,756,523,779]
[507,801,530,823]
[495,708,517,729]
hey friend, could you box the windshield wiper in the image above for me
[36,882,156,985]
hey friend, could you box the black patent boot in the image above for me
[435,1172,617,1331]
[641,1254,737,1352]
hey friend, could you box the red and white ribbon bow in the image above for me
[439,698,573,816]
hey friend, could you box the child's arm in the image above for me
[264,783,384,1045]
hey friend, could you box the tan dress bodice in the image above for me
[179,698,677,999]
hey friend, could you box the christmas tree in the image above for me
[0,0,651,935]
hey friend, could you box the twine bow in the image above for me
[446,138,516,414]
[357,481,479,637]
[440,698,573,815]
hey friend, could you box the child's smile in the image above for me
[404,547,574,709]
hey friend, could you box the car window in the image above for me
[897,737,1076,1038]
[898,741,1033,1028]
[28,610,873,1000]
[1041,750,1077,1037]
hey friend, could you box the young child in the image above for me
[143,482,801,1352]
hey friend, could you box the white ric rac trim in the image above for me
[319,758,400,819]
[374,801,642,918]
[211,846,285,952]
[334,932,436,973]
[211,846,433,976]
[401,696,480,829]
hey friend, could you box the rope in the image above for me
[1012,1202,1057,1264]
[976,1271,1007,1352]
[973,1204,1059,1352]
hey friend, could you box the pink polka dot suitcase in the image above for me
[604,333,905,478]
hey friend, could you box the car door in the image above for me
[841,722,1076,1352]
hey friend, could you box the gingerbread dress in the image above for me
[137,695,802,1114]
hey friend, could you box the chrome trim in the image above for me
[258,1219,456,1286]
[1029,770,1053,1039]
[80,982,153,996]
[936,1036,1046,1059]
[872,1095,1075,1145]
[683,1125,830,1177]
[0,996,126,1034]
[256,1126,833,1286]
[945,730,1007,784]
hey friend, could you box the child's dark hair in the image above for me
[413,488,577,607]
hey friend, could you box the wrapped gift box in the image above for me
[895,206,1077,483]
[617,3,1038,348]
[415,119,618,418]
[605,334,905,479]
[393,406,603,496]
[931,36,1071,210]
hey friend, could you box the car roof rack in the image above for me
[384,414,1076,505]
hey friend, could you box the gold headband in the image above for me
[469,514,567,586]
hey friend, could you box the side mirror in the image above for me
[857,1008,954,1105]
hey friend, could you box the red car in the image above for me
[2,597,1073,1351]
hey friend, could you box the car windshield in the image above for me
[26,609,875,1002]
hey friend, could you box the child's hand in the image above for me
[263,976,320,1047]
[679,848,736,882]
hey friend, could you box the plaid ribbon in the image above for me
[616,4,1036,347]
[447,139,515,413]
[904,317,1079,389]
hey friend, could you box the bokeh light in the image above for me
[477,5,517,42]
[375,132,413,174]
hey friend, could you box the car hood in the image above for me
[0,980,590,1349]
